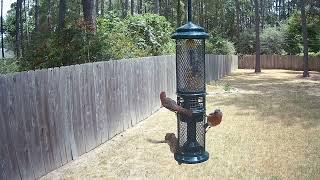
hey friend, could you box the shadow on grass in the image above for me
[207,71,320,129]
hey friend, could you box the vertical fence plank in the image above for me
[104,62,113,139]
[35,69,54,173]
[93,62,107,144]
[88,63,99,148]
[66,66,78,160]
[71,65,85,157]
[48,68,63,168]
[81,63,96,152]
[113,60,122,133]
[107,61,116,138]
[9,73,34,180]
[25,71,46,178]
[0,75,8,180]
[21,71,36,178]
[60,67,74,163]
[0,75,21,180]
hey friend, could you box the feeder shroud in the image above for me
[172,22,209,164]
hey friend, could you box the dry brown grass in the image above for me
[40,69,320,180]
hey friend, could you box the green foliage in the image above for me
[282,12,303,55]
[97,13,174,60]
[206,33,236,55]
[282,11,320,55]
[223,83,231,92]
[309,51,320,57]
[235,29,255,55]
[20,21,106,70]
[19,13,175,70]
[0,59,20,74]
[261,26,285,55]
[126,14,175,56]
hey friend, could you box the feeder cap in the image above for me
[172,22,209,39]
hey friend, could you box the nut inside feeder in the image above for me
[172,0,209,164]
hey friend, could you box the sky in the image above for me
[3,0,16,19]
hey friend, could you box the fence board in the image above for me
[25,71,46,178]
[106,61,116,138]
[47,68,63,168]
[10,73,35,180]
[80,64,96,152]
[104,62,112,140]
[35,69,54,173]
[89,63,99,148]
[66,66,78,160]
[130,60,138,126]
[71,65,85,157]
[60,67,74,163]
[93,62,106,144]
[0,75,21,180]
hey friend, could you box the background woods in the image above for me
[0,0,319,73]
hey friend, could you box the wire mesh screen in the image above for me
[177,113,205,153]
[176,39,205,93]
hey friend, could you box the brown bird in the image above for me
[160,91,193,117]
[147,133,178,154]
[204,109,223,132]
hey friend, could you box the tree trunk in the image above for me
[15,0,23,58]
[24,0,30,45]
[1,0,4,58]
[58,0,66,31]
[282,0,286,19]
[47,0,51,31]
[96,0,99,16]
[177,0,181,27]
[82,0,96,32]
[155,0,159,14]
[260,0,264,29]
[20,0,24,56]
[199,0,204,26]
[138,0,142,14]
[34,0,39,32]
[235,0,240,44]
[15,0,20,57]
[254,0,261,73]
[131,0,134,15]
[101,0,104,16]
[123,0,128,17]
[108,0,112,10]
[301,0,309,77]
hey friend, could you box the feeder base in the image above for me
[174,151,209,164]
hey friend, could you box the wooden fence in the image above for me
[239,55,320,71]
[0,55,238,180]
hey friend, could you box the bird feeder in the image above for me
[172,0,209,164]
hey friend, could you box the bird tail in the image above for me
[146,138,167,144]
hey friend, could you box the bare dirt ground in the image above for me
[41,69,320,180]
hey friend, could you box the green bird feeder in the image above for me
[172,0,209,164]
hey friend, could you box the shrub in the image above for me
[206,33,236,55]
[261,26,285,55]
[236,29,255,54]
[0,58,20,74]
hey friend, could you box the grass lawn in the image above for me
[41,69,320,180]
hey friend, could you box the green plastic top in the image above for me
[172,22,209,39]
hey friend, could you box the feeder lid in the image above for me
[172,22,209,39]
